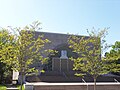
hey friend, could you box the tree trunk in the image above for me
[0,75,1,84]
[20,74,23,90]
[0,73,3,84]
[94,78,96,90]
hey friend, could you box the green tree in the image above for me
[68,28,109,90]
[105,41,120,74]
[1,21,54,90]
[0,29,14,84]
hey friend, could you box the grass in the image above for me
[0,84,24,90]
[17,85,24,90]
[0,85,6,90]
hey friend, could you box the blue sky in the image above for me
[0,0,120,46]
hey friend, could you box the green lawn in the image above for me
[0,84,24,90]
[0,85,6,90]
[18,85,24,90]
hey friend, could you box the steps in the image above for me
[26,71,120,83]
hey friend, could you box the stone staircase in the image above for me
[26,71,120,83]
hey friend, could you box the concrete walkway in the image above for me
[26,82,120,85]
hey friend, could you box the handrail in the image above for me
[114,78,119,83]
[62,72,68,79]
[82,78,88,90]
[82,78,86,83]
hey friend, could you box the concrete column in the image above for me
[60,59,67,71]
[12,70,19,84]
[52,57,60,71]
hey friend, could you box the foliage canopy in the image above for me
[105,41,120,73]
[0,21,54,90]
[68,28,109,90]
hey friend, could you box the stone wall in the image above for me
[25,83,120,90]
[34,85,120,90]
[35,32,69,50]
